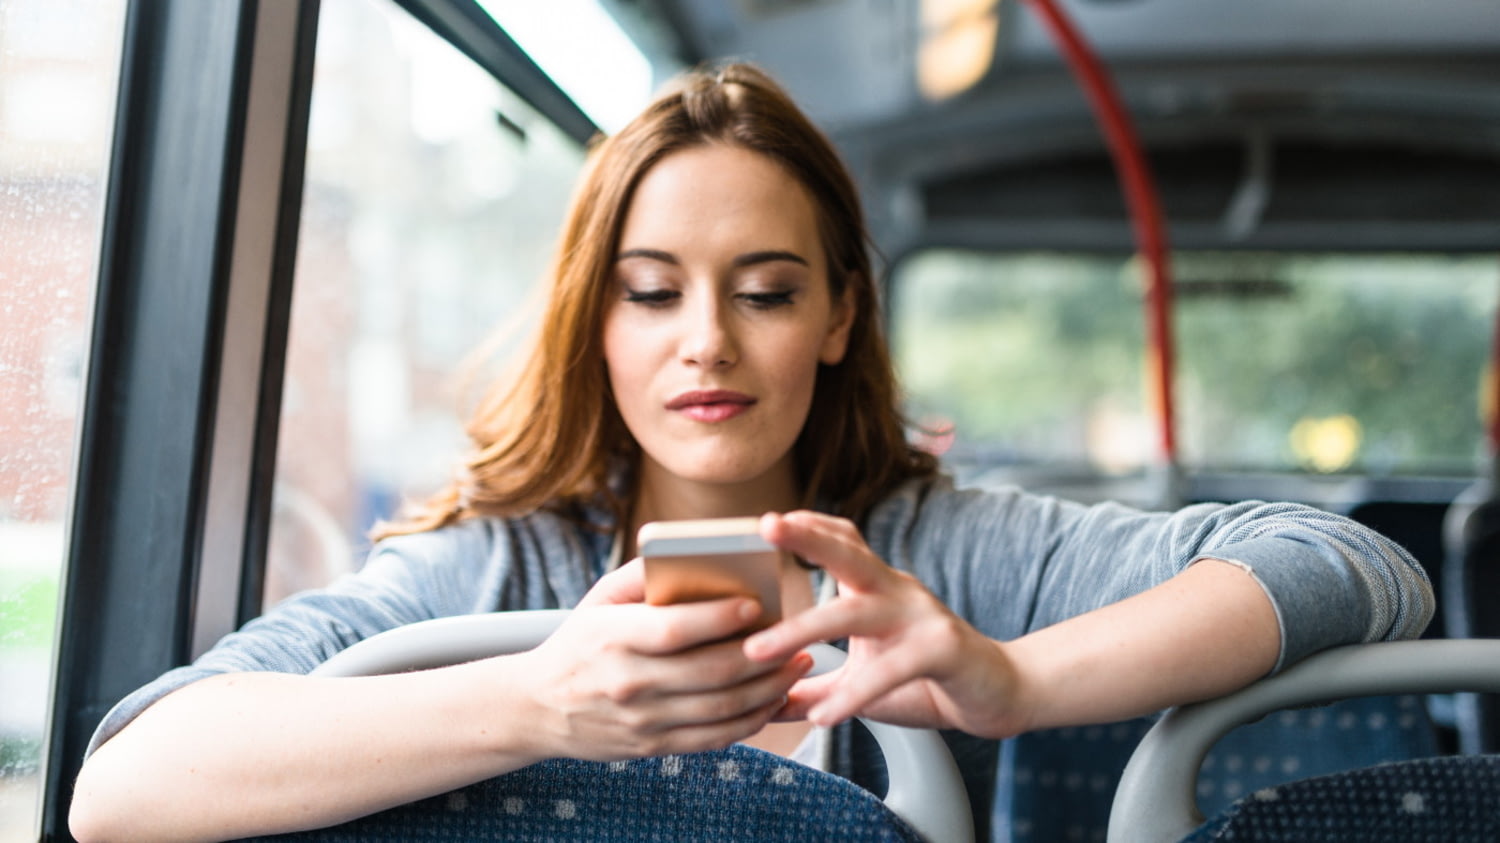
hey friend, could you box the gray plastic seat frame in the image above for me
[1108,639,1500,843]
[313,609,975,843]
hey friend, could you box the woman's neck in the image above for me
[626,458,800,556]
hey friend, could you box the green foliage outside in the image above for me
[0,572,57,652]
[892,250,1498,476]
[892,252,1145,467]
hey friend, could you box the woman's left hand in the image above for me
[743,511,1033,739]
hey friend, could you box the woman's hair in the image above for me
[376,62,936,540]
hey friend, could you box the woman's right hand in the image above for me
[508,560,813,762]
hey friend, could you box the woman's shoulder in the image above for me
[358,508,609,610]
[860,473,990,548]
[862,472,1041,530]
[374,508,604,554]
[860,471,1121,561]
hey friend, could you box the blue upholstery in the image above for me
[996,695,1437,843]
[240,744,924,842]
[1181,754,1500,842]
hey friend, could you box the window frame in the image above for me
[41,2,318,836]
[41,1,590,838]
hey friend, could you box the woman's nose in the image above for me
[679,298,737,368]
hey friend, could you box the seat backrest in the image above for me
[997,694,1437,843]
[1443,485,1500,752]
[1179,754,1500,843]
[287,610,972,842]
[1109,639,1500,843]
[242,744,925,842]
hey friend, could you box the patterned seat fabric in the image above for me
[240,744,924,842]
[1182,754,1500,842]
[996,695,1437,843]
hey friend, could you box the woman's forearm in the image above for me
[1005,558,1280,733]
[69,658,541,843]
[70,590,802,843]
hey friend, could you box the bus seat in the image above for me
[1179,753,1500,842]
[1443,481,1500,753]
[239,743,925,842]
[243,610,973,843]
[1109,639,1500,843]
[997,695,1436,842]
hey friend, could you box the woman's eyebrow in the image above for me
[616,247,678,264]
[732,250,809,268]
[615,248,809,268]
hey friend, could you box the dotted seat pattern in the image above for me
[997,695,1436,843]
[1182,754,1500,842]
[239,744,924,842]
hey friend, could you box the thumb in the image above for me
[578,559,647,607]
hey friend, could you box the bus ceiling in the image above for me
[617,0,1500,253]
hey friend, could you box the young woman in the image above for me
[69,63,1432,842]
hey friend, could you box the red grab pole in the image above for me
[1022,0,1179,472]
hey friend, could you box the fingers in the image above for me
[805,647,931,727]
[625,635,790,697]
[628,598,764,655]
[743,594,883,662]
[589,652,815,759]
[647,651,814,728]
[772,672,838,721]
[632,695,789,758]
[760,511,888,593]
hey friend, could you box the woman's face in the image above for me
[602,143,852,498]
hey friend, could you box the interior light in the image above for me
[478,0,655,134]
[918,0,1000,101]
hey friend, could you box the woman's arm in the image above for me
[70,564,810,843]
[71,660,540,843]
[744,509,1380,738]
[995,556,1278,732]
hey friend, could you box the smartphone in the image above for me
[638,517,784,629]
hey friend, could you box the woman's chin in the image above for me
[645,448,795,493]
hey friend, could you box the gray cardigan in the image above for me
[85,474,1433,831]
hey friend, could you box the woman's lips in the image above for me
[667,390,756,422]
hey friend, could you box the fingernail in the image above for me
[744,633,773,659]
[738,600,761,622]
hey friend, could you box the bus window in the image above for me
[1174,252,1497,476]
[890,251,1148,484]
[263,0,585,605]
[892,249,1497,488]
[0,0,126,836]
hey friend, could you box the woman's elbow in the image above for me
[69,749,152,843]
[69,764,116,843]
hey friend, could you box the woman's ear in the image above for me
[819,282,856,365]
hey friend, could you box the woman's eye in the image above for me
[623,288,678,307]
[741,290,795,309]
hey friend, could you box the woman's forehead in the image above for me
[617,145,824,266]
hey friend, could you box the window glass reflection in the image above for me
[0,0,126,837]
[267,0,584,604]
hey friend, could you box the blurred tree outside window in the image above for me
[892,249,1498,484]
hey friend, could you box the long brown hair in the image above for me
[376,62,935,540]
